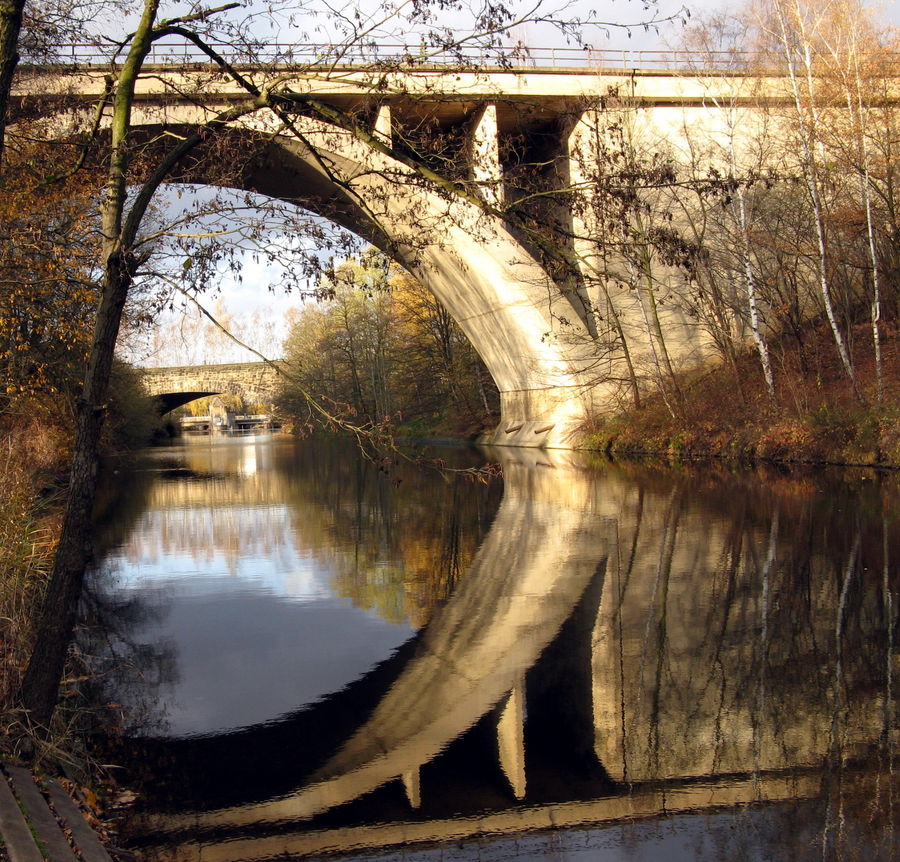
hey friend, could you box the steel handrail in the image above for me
[27,43,826,72]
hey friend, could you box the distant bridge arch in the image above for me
[141,362,284,413]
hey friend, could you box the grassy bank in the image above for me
[579,321,899,467]
[0,362,162,765]
[0,420,68,755]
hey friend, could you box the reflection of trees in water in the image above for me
[118,501,298,579]
[103,441,502,627]
[274,441,502,627]
[88,464,180,736]
[97,445,899,862]
[126,456,898,862]
[593,464,898,800]
[80,570,179,737]
[88,440,504,741]
[109,455,297,578]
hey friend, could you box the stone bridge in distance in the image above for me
[141,362,286,413]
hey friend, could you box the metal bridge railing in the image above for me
[26,43,820,72]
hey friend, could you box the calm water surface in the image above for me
[91,436,899,861]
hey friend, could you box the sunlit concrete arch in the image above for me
[128,108,602,448]
[21,63,822,447]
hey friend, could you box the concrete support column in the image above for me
[401,768,420,808]
[374,104,392,146]
[471,103,503,208]
[592,538,626,783]
[567,111,604,331]
[567,110,646,400]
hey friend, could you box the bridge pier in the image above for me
[482,386,593,448]
[471,103,504,207]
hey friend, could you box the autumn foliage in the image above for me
[0,133,100,411]
[278,249,499,439]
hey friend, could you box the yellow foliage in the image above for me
[0,129,103,415]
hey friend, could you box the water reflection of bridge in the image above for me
[125,448,896,860]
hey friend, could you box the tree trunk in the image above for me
[0,0,25,165]
[773,0,861,400]
[20,0,161,731]
[20,254,134,729]
[598,276,641,409]
[735,183,776,403]
[849,55,884,403]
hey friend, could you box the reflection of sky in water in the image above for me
[106,504,330,600]
[104,496,414,738]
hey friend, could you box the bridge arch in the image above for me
[133,114,600,447]
[21,65,816,446]
[142,362,284,414]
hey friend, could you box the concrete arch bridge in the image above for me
[141,362,284,414]
[18,61,833,446]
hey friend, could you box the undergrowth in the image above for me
[0,421,102,770]
[580,320,900,467]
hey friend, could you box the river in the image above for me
[89,435,899,861]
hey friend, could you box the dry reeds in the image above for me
[0,422,63,751]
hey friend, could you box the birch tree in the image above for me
[766,0,861,397]
[814,0,893,402]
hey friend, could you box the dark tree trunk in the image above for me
[20,254,133,730]
[0,0,25,164]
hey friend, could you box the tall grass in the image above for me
[0,423,63,752]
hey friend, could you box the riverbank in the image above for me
[578,321,899,469]
[0,365,163,779]
[0,418,146,857]
[0,423,65,750]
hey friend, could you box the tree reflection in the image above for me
[275,440,501,627]
[81,579,179,738]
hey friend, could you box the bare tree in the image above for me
[765,0,861,397]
